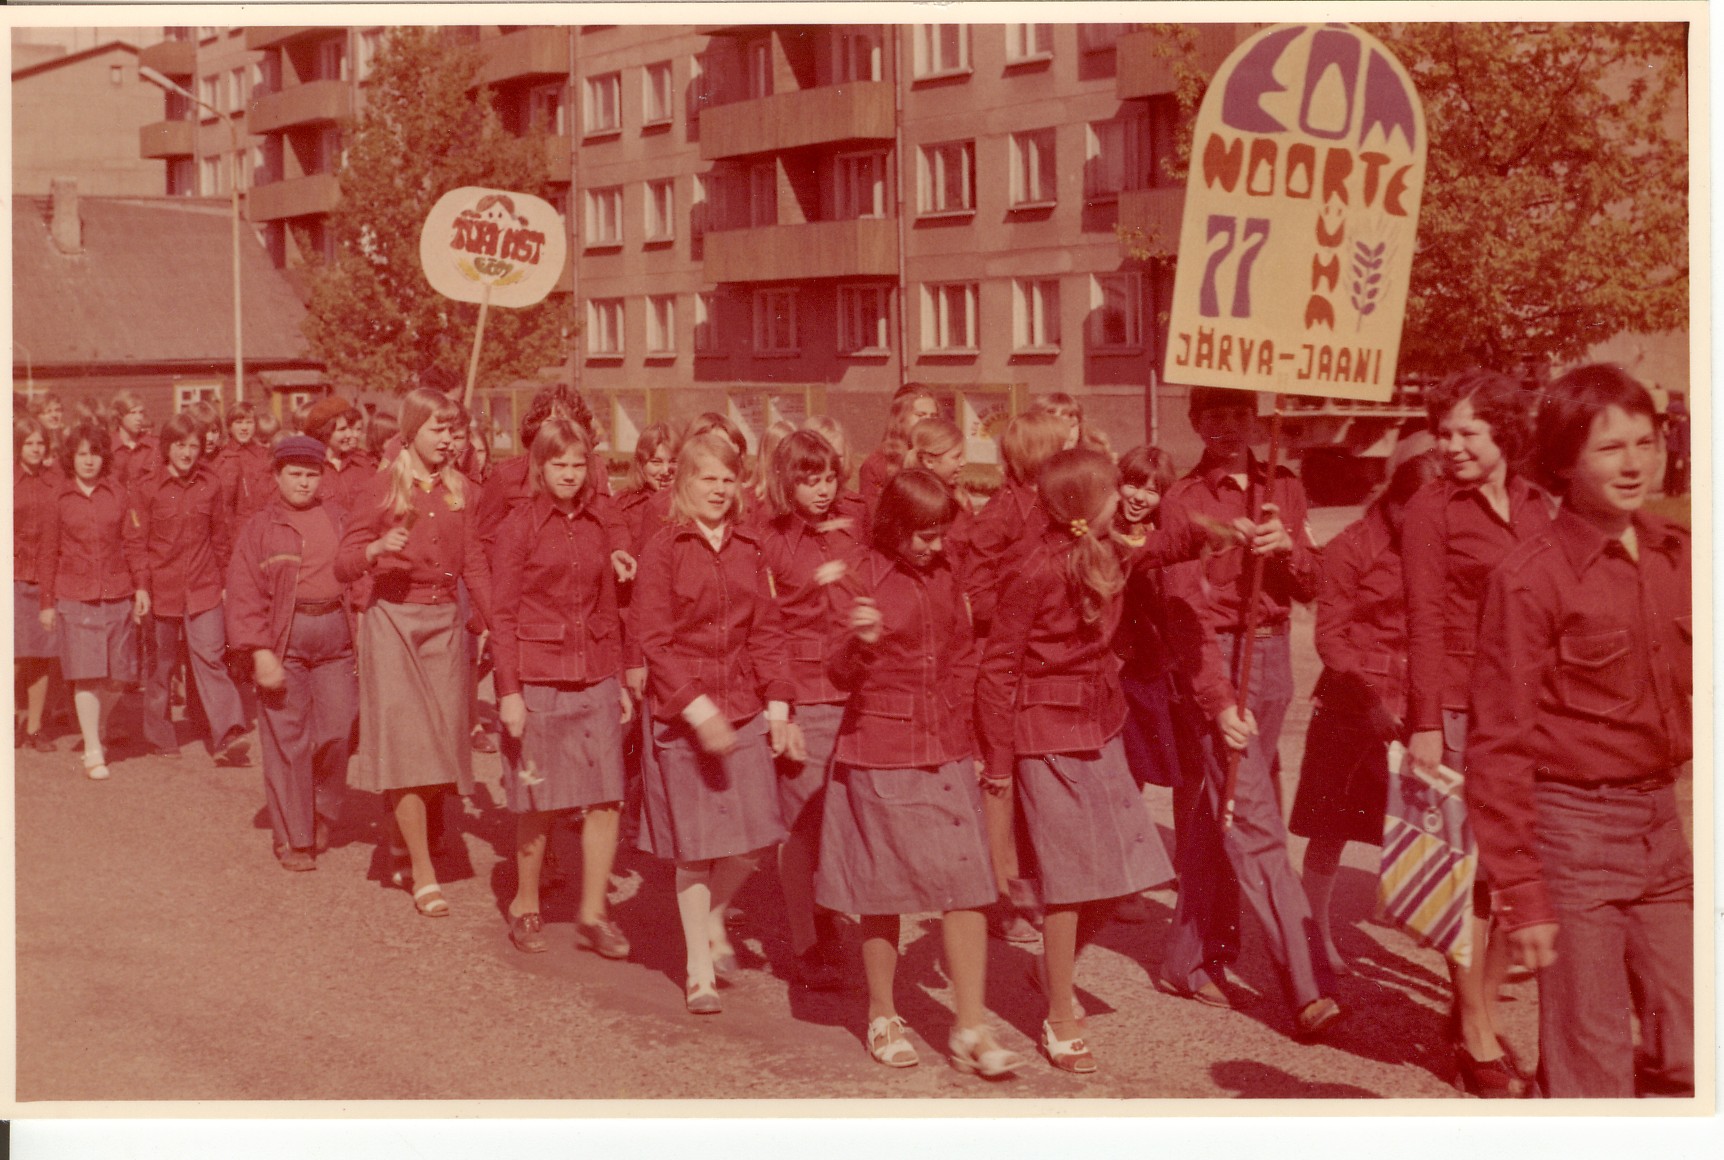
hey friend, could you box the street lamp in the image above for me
[140,64,244,405]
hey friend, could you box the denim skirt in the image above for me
[1015,735,1175,906]
[57,598,136,682]
[501,677,627,814]
[14,580,59,659]
[1289,698,1389,846]
[638,712,786,862]
[775,702,842,835]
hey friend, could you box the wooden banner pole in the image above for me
[1220,400,1285,831]
[462,281,492,411]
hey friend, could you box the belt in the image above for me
[1220,622,1289,639]
[295,599,343,616]
[1540,770,1677,796]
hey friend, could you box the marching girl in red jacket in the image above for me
[815,468,1025,1078]
[614,420,677,554]
[630,430,794,1014]
[14,415,63,751]
[37,419,148,781]
[336,387,494,918]
[758,429,862,992]
[489,418,634,959]
[225,436,357,871]
[857,383,938,516]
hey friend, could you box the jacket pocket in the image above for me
[792,639,826,663]
[1020,676,1086,709]
[1554,628,1636,718]
[855,691,914,721]
[518,623,567,644]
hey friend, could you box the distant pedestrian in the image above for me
[1660,392,1689,496]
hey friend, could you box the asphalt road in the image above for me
[13,505,1549,1104]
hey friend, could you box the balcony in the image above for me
[1115,188,1185,252]
[700,82,894,160]
[249,173,342,222]
[139,39,196,78]
[245,27,340,51]
[1116,25,1242,100]
[139,119,196,159]
[248,80,353,135]
[704,218,896,283]
[476,26,570,86]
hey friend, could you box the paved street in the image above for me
[13,506,1550,1104]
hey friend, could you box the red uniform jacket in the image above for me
[1465,508,1691,931]
[488,493,628,697]
[214,441,274,528]
[477,453,630,554]
[1312,505,1410,721]
[857,449,893,517]
[124,463,232,617]
[109,432,159,494]
[334,470,493,629]
[828,548,977,770]
[1401,474,1553,733]
[39,475,141,607]
[759,510,863,707]
[225,497,356,658]
[613,486,663,554]
[1159,454,1322,718]
[955,479,1045,635]
[318,453,377,519]
[13,463,64,584]
[631,520,794,724]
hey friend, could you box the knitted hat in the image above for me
[272,435,328,467]
[303,395,357,441]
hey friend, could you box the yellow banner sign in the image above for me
[1164,24,1427,401]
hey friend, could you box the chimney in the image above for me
[50,177,82,254]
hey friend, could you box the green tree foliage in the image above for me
[1123,22,1689,377]
[300,27,570,395]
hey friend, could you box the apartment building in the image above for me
[132,21,1231,457]
[135,27,264,201]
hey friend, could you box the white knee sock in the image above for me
[675,863,715,987]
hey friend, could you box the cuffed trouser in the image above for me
[1533,779,1693,1098]
[1161,631,1334,1012]
[142,606,246,753]
[257,610,356,852]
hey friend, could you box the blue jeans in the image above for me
[257,610,357,851]
[142,606,246,753]
[1161,631,1334,1012]
[1533,779,1693,1097]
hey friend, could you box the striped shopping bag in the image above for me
[1376,742,1476,968]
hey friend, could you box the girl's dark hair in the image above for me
[527,417,595,503]
[623,420,678,494]
[1380,448,1443,510]
[871,467,958,556]
[1424,369,1536,472]
[66,420,110,475]
[766,429,843,518]
[1038,448,1125,626]
[365,408,400,461]
[1534,363,1658,496]
[1117,445,1178,494]
[226,401,258,425]
[14,414,46,458]
[157,413,204,460]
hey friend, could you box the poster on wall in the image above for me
[1163,23,1427,401]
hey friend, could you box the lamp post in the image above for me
[140,64,244,405]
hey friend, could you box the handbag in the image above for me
[1376,742,1477,968]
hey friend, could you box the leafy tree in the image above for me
[300,27,570,395]
[1123,22,1689,378]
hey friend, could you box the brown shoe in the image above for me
[508,910,548,953]
[214,736,251,768]
[274,845,316,872]
[573,916,630,960]
[1154,975,1233,1010]
[1294,997,1345,1041]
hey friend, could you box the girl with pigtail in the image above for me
[857,383,939,516]
[336,387,494,918]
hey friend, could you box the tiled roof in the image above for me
[12,195,317,368]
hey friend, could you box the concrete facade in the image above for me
[12,41,166,197]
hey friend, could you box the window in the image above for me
[646,295,676,356]
[690,172,713,236]
[748,163,777,228]
[913,25,970,77]
[645,179,675,243]
[358,29,384,80]
[1079,24,1135,53]
[315,36,347,82]
[313,125,342,175]
[231,150,248,191]
[689,52,711,120]
[229,66,249,113]
[1005,24,1053,63]
[694,292,720,353]
[527,82,565,135]
[1013,279,1061,351]
[922,282,979,352]
[837,286,890,355]
[200,154,221,195]
[174,382,222,412]
[835,28,882,82]
[1086,115,1149,201]
[1089,273,1143,349]
[251,144,267,185]
[587,298,624,356]
[584,72,621,134]
[199,74,220,114]
[918,140,974,215]
[643,61,673,126]
[585,186,623,247]
[835,152,886,220]
[1010,129,1057,207]
[167,157,196,197]
[752,290,798,355]
[746,38,772,99]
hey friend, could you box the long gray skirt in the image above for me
[815,758,998,916]
[1015,736,1174,906]
[352,600,471,795]
[501,678,627,814]
[15,581,59,659]
[57,598,136,682]
[776,702,842,836]
[638,713,786,862]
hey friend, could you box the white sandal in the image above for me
[948,1025,1026,1078]
[866,1015,919,1068]
[82,752,110,781]
[1040,1019,1097,1074]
